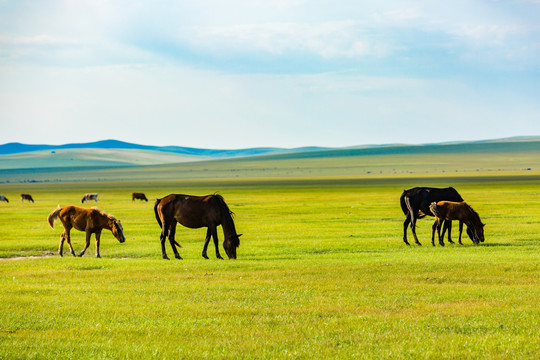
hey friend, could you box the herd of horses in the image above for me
[2,187,485,259]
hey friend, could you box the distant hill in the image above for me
[0,140,330,158]
[1,136,540,172]
[1,136,539,182]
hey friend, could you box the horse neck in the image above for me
[99,214,114,230]
[220,212,237,239]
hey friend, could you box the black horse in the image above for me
[400,187,465,246]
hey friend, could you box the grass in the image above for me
[0,175,539,359]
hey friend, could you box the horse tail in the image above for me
[47,205,62,229]
[154,198,163,228]
[429,202,442,218]
[400,190,408,215]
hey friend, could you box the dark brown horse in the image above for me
[0,195,8,203]
[47,205,125,258]
[21,194,34,203]
[154,194,241,260]
[430,201,485,245]
[81,193,98,203]
[132,192,148,201]
[400,187,464,246]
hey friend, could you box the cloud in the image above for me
[189,21,379,59]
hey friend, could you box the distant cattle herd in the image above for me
[0,187,485,259]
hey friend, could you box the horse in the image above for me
[47,205,125,258]
[132,192,148,202]
[0,195,8,203]
[400,187,465,246]
[430,201,485,245]
[21,194,34,203]
[81,193,98,203]
[154,194,241,260]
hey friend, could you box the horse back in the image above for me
[59,205,104,232]
[157,194,222,229]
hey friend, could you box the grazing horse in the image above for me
[154,194,241,260]
[21,194,34,203]
[0,195,8,203]
[430,201,485,245]
[81,193,98,203]
[47,205,125,258]
[400,187,465,246]
[132,192,148,202]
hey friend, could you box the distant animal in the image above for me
[430,201,485,245]
[20,194,34,203]
[132,192,148,202]
[0,195,8,203]
[400,187,465,246]
[154,194,241,260]
[47,205,125,258]
[81,193,98,203]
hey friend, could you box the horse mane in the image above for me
[463,202,483,228]
[212,194,240,247]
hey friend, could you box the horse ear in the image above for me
[238,234,242,237]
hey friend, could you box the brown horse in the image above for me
[47,205,125,258]
[154,194,241,260]
[81,193,98,203]
[430,201,485,245]
[0,195,8,203]
[132,192,148,201]
[21,194,34,203]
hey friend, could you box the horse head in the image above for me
[466,223,485,244]
[223,233,241,259]
[111,219,126,243]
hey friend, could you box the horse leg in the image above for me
[168,220,182,260]
[160,220,170,260]
[58,230,66,257]
[434,220,444,246]
[403,215,411,245]
[211,226,223,259]
[410,215,422,246]
[438,220,445,247]
[458,221,464,245]
[431,220,437,246]
[443,220,454,244]
[95,231,101,258]
[65,229,76,256]
[79,231,92,257]
[202,228,211,259]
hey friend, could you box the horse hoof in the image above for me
[202,254,209,259]
[163,256,170,260]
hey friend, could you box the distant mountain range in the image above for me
[0,139,330,157]
[2,136,540,158]
[1,136,540,171]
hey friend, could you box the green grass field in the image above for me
[1,172,539,359]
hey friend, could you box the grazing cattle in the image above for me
[430,201,485,245]
[400,187,466,246]
[0,195,8,203]
[154,194,241,260]
[21,194,34,203]
[132,192,148,202]
[81,193,98,203]
[47,205,125,258]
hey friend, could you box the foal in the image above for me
[48,205,125,257]
[429,201,485,245]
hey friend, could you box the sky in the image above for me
[1,0,539,149]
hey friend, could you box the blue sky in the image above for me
[1,0,539,149]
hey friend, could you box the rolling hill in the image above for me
[1,136,539,183]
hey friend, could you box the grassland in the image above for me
[0,171,539,359]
